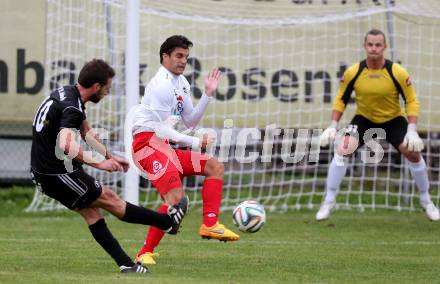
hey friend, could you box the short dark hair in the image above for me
[78,59,115,88]
[364,29,387,45]
[159,35,193,63]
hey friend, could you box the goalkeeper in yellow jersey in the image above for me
[317,29,439,221]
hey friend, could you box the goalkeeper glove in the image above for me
[403,123,424,152]
[320,120,338,147]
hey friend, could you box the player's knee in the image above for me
[95,186,125,217]
[78,207,102,225]
[214,161,224,176]
[205,158,224,178]
[163,188,184,205]
[336,136,359,156]
[404,151,421,163]
[98,187,121,204]
[398,144,422,163]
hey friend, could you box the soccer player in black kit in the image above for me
[30,59,188,274]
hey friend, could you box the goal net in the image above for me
[26,0,128,211]
[27,0,440,214]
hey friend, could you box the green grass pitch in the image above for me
[1,186,440,283]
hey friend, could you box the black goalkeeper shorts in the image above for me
[345,115,407,150]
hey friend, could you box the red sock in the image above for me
[202,178,223,227]
[136,204,168,256]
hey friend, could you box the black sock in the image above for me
[88,218,134,267]
[121,202,171,230]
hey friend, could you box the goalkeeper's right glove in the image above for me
[320,120,338,147]
[403,123,424,152]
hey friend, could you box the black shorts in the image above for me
[345,115,407,150]
[30,167,102,210]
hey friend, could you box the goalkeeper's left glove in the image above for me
[403,123,424,152]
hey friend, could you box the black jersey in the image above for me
[31,85,86,174]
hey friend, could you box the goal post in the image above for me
[27,0,440,213]
[123,0,140,205]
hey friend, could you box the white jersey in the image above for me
[132,66,211,147]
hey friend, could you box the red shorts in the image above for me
[132,132,211,195]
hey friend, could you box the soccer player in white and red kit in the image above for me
[131,35,239,265]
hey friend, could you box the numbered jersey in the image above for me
[31,85,86,174]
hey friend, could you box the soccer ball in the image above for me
[232,200,266,233]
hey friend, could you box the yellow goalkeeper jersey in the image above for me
[332,59,419,124]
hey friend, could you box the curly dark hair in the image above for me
[78,59,115,88]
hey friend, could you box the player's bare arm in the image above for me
[80,119,109,158]
[59,127,123,172]
[80,120,129,171]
